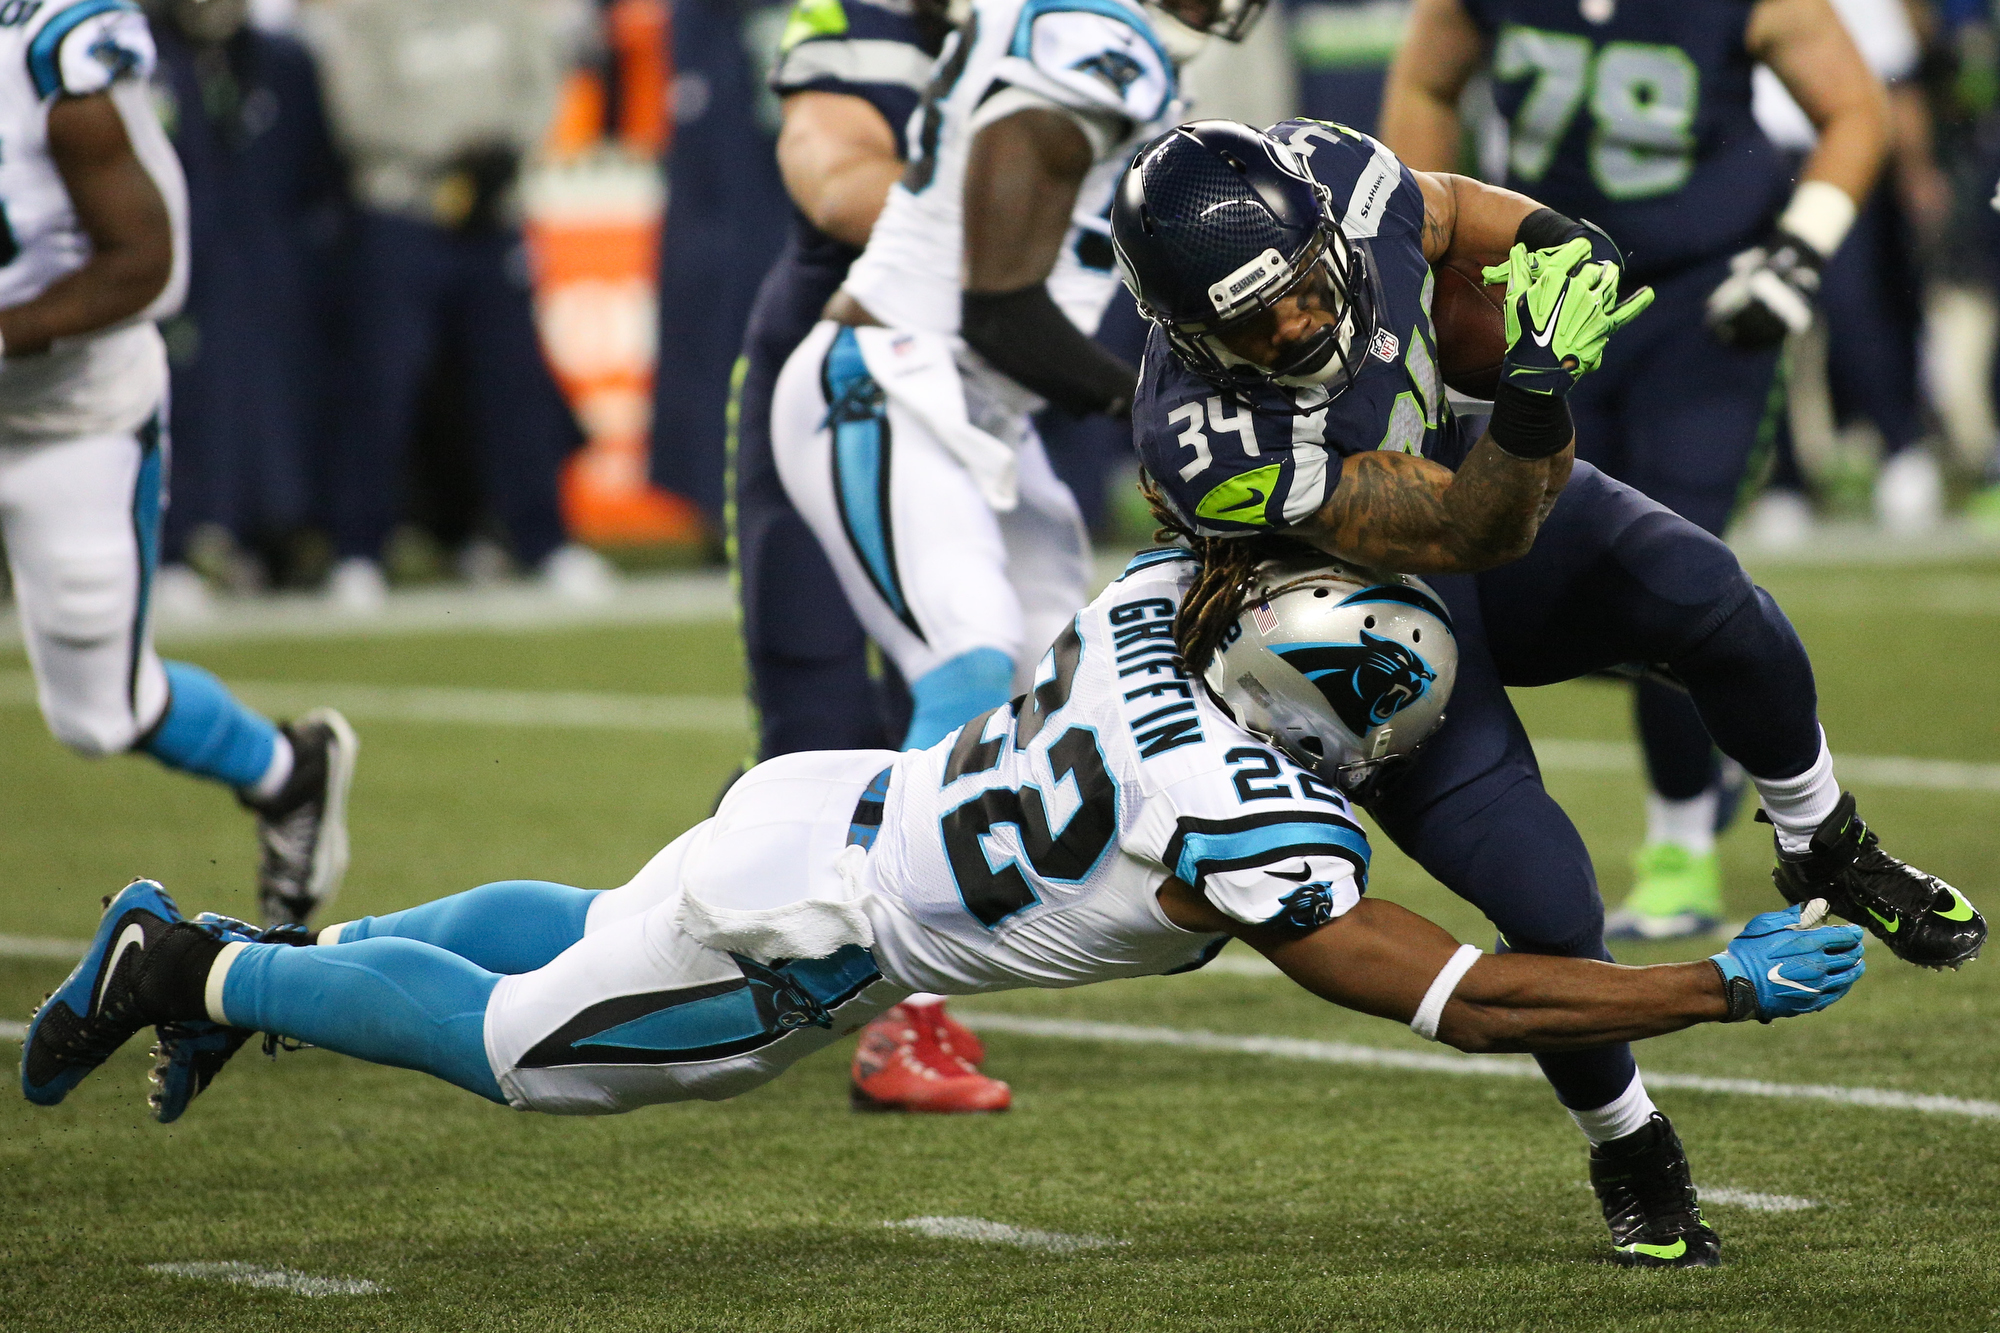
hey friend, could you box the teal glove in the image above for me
[1481,239,1655,397]
[1710,899,1866,1023]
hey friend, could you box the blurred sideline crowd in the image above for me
[4,0,1999,619]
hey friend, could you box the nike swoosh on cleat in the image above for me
[1618,1238,1686,1260]
[1935,888,1978,923]
[1766,963,1820,994]
[1865,906,1900,934]
[1219,488,1266,513]
[93,922,147,1016]
[1269,864,1316,883]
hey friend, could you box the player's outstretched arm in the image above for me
[0,94,173,356]
[1158,881,1865,1051]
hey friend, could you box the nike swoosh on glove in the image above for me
[1710,899,1866,1023]
[1482,238,1655,398]
[1705,229,1822,351]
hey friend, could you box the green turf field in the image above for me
[2,557,1997,1331]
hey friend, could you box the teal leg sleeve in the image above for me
[339,880,598,974]
[903,647,1013,750]
[221,939,505,1102]
[140,662,279,789]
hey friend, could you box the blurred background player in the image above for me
[732,0,1000,1113]
[1747,0,1951,542]
[301,0,611,612]
[0,0,354,926]
[1380,0,1891,940]
[650,0,792,531]
[144,0,343,603]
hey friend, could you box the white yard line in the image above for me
[0,673,748,734]
[1700,1187,1822,1212]
[0,933,88,959]
[0,1020,23,1042]
[952,1013,2000,1121]
[0,573,736,649]
[145,1262,386,1296]
[6,672,1996,793]
[884,1217,1124,1252]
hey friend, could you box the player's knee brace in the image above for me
[903,647,1014,751]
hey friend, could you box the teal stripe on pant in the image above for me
[221,939,505,1102]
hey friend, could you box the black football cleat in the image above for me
[1770,792,1984,970]
[1590,1113,1721,1269]
[147,915,314,1123]
[242,709,358,927]
[23,881,194,1106]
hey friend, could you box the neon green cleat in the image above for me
[1606,843,1724,941]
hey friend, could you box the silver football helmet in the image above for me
[1203,556,1457,793]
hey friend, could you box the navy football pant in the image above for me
[730,344,908,760]
[1367,462,1820,1110]
[329,212,575,568]
[1567,256,1785,802]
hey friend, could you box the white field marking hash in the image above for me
[145,1262,386,1296]
[0,933,87,959]
[1700,1187,1822,1212]
[0,1020,23,1042]
[885,1217,1125,1252]
[952,1013,2000,1122]
[5,674,1994,793]
[0,673,747,734]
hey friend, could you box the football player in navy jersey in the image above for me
[1380,0,1890,939]
[732,0,1018,1114]
[1113,119,1981,1266]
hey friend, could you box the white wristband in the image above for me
[1779,180,1858,259]
[1409,943,1483,1042]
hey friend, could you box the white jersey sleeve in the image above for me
[980,6,1174,129]
[23,0,156,100]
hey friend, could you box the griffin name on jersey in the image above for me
[859,548,1373,994]
[0,0,187,440]
[1133,118,1467,536]
[842,0,1183,354]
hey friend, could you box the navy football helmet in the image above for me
[1111,120,1377,402]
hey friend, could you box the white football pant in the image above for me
[770,319,1091,693]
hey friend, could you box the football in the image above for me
[1431,261,1506,400]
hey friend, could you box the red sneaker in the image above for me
[918,1000,985,1068]
[850,1004,1011,1113]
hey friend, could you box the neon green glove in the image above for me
[1482,240,1655,396]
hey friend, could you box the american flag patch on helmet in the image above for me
[1252,601,1279,635]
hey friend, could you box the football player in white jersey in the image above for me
[0,0,354,925]
[29,549,1863,1214]
[769,0,1263,753]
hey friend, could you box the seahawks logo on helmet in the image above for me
[1268,632,1438,738]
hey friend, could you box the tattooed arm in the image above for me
[1285,172,1574,572]
[1296,438,1565,574]
[1412,169,1541,270]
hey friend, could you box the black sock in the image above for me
[138,925,227,1023]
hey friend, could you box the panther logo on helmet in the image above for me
[1268,632,1438,738]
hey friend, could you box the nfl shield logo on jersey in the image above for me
[1370,328,1400,362]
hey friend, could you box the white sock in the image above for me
[1752,732,1839,855]
[1645,790,1717,856]
[316,921,353,946]
[204,941,249,1024]
[1569,1071,1657,1146]
[247,733,295,803]
[903,993,946,1008]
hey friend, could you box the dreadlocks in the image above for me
[1138,470,1322,676]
